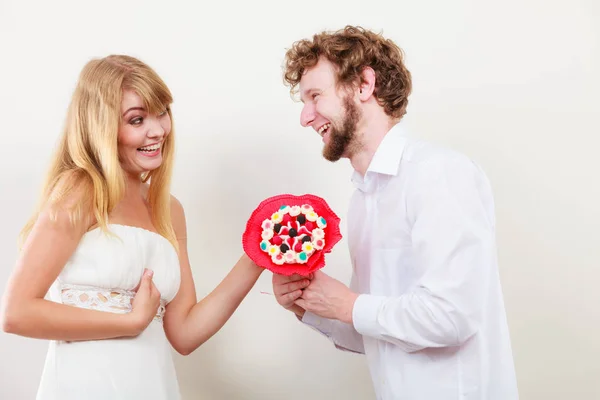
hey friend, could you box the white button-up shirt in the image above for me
[302,122,519,400]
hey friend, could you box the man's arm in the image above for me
[273,271,365,354]
[298,157,496,353]
[299,267,365,354]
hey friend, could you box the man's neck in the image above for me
[350,116,398,177]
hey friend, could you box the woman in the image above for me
[0,55,292,399]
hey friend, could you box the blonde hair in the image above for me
[20,55,178,250]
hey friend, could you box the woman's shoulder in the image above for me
[45,170,95,228]
[22,170,96,241]
[52,170,92,202]
[167,193,186,239]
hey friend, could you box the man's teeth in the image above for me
[318,124,331,136]
[138,143,161,152]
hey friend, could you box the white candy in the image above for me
[272,254,285,265]
[301,204,313,214]
[279,206,290,215]
[289,206,301,217]
[312,228,325,239]
[261,219,274,230]
[306,211,318,222]
[268,245,280,256]
[261,229,274,240]
[316,217,327,229]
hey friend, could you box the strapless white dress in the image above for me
[36,224,182,400]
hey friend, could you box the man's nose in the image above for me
[300,104,316,128]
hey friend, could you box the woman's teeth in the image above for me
[138,143,161,152]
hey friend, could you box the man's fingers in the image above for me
[276,288,304,307]
[273,273,314,309]
[274,278,309,297]
[285,290,303,304]
[294,298,308,310]
[286,279,310,294]
[273,274,309,292]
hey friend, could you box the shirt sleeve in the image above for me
[352,156,497,353]
[300,267,365,354]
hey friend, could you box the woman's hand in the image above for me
[130,269,161,334]
[272,273,311,318]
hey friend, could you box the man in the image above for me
[272,26,519,399]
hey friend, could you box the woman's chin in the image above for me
[122,159,163,177]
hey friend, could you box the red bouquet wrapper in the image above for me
[243,194,342,276]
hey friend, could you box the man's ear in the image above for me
[358,66,376,101]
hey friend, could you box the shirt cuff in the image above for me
[301,311,333,335]
[352,294,386,337]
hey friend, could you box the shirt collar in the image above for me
[351,122,408,190]
[366,122,407,176]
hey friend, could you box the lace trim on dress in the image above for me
[60,283,166,322]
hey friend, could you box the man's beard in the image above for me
[322,95,361,162]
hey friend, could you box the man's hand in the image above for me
[272,273,312,318]
[295,271,359,324]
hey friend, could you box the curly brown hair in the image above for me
[283,25,412,120]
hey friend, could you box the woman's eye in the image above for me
[130,117,143,125]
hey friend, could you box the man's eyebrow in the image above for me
[300,88,318,103]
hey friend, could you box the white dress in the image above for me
[36,224,182,400]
